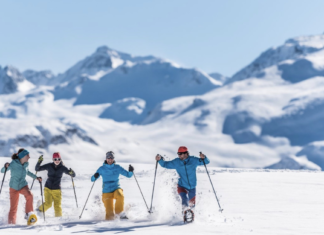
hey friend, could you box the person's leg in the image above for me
[188,188,196,209]
[20,186,34,214]
[8,188,19,224]
[39,187,53,212]
[52,190,62,217]
[114,189,124,215]
[102,192,114,220]
[177,185,189,209]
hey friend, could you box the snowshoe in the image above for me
[26,212,37,226]
[183,209,194,223]
[118,212,128,220]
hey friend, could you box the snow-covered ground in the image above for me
[0,157,323,234]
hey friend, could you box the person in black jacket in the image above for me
[35,152,75,217]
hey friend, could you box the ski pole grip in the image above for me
[199,152,206,163]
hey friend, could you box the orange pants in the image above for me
[9,186,34,224]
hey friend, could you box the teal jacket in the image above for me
[1,159,37,191]
[158,156,210,190]
[91,162,133,193]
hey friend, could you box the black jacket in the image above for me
[35,161,76,190]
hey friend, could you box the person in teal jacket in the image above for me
[91,151,134,220]
[155,146,209,211]
[1,148,42,224]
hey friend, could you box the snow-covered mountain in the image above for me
[51,46,220,123]
[1,34,324,170]
[227,34,324,84]
[0,66,34,94]
[209,72,229,84]
[23,69,55,86]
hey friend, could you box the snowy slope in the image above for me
[52,46,220,123]
[0,66,34,94]
[227,34,324,84]
[23,70,55,86]
[0,157,323,234]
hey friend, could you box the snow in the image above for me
[2,34,324,170]
[0,157,323,234]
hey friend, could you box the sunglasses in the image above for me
[177,152,187,156]
[53,158,61,161]
[106,156,114,160]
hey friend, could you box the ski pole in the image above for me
[79,180,96,219]
[39,178,46,221]
[30,172,37,190]
[31,155,43,190]
[71,174,78,208]
[200,152,223,212]
[0,167,8,196]
[131,165,149,212]
[149,158,159,213]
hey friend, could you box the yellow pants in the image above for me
[102,189,124,220]
[38,187,62,217]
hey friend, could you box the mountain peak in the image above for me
[285,34,324,49]
[96,45,110,53]
[227,33,324,84]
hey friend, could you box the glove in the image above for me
[94,173,99,179]
[69,168,75,176]
[37,177,42,182]
[129,165,134,172]
[38,155,43,163]
[4,162,9,169]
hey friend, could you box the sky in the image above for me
[0,0,323,77]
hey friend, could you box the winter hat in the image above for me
[18,149,29,159]
[106,151,115,159]
[178,146,188,153]
[53,152,61,159]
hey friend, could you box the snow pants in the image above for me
[177,185,196,209]
[9,186,34,224]
[102,189,124,220]
[38,187,62,217]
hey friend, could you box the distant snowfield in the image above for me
[0,157,323,234]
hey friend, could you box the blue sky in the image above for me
[0,0,323,76]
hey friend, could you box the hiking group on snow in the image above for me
[0,146,216,225]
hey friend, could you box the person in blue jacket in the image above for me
[91,151,134,220]
[155,146,209,211]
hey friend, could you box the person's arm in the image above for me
[1,162,11,173]
[35,161,50,172]
[158,158,177,169]
[63,166,76,177]
[197,152,210,165]
[119,165,133,178]
[91,167,101,182]
[27,169,37,179]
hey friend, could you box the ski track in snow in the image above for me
[0,158,323,234]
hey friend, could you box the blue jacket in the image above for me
[1,159,37,191]
[91,162,133,193]
[158,156,210,190]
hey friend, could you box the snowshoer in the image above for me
[1,148,42,225]
[155,146,209,222]
[91,151,134,220]
[35,152,76,217]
